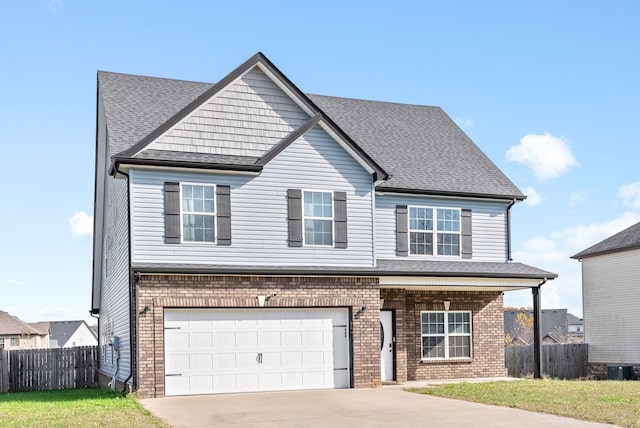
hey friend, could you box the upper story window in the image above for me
[181,184,216,243]
[409,207,460,256]
[421,311,472,359]
[303,191,333,246]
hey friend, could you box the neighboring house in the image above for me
[567,313,584,340]
[0,310,50,350]
[572,220,640,378]
[504,309,573,344]
[48,320,98,348]
[92,52,556,397]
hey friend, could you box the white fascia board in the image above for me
[380,276,540,290]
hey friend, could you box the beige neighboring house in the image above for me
[0,310,50,350]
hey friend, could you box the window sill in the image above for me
[420,358,473,364]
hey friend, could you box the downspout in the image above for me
[506,199,516,262]
[114,162,136,393]
[532,277,547,379]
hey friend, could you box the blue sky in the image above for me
[1,1,639,324]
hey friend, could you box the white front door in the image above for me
[380,310,394,381]
[164,308,350,396]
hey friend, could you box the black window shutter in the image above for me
[396,205,408,256]
[216,185,231,246]
[287,189,303,247]
[334,192,348,248]
[461,208,472,259]
[164,182,181,244]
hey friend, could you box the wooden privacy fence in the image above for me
[505,343,589,379]
[0,346,98,393]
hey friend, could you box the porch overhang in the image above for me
[379,276,542,292]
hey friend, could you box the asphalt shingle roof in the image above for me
[98,58,524,199]
[572,221,640,259]
[0,310,49,336]
[132,259,555,280]
[307,95,523,198]
[47,320,96,347]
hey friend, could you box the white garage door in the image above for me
[164,308,350,396]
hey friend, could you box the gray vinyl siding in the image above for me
[582,248,640,364]
[375,194,509,261]
[130,126,374,266]
[147,68,309,157]
[98,173,131,380]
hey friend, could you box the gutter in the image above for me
[132,265,556,280]
[114,161,136,392]
[109,157,262,177]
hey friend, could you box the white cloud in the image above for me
[455,118,474,128]
[522,186,542,206]
[569,190,588,208]
[48,0,63,12]
[506,133,578,180]
[618,182,640,209]
[4,279,21,285]
[69,211,93,237]
[506,209,640,317]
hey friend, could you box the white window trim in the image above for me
[180,182,217,244]
[408,206,462,258]
[420,310,473,360]
[302,189,335,247]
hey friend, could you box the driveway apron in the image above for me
[140,388,617,428]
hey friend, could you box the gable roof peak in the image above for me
[572,220,640,259]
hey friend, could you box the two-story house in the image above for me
[92,52,556,398]
[572,220,640,378]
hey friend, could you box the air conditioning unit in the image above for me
[607,365,634,380]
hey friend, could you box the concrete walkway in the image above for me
[140,386,617,428]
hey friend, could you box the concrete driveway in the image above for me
[140,387,617,428]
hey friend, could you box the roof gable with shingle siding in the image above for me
[146,67,310,158]
[572,221,640,259]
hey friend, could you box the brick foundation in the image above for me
[136,274,381,398]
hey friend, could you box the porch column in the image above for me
[532,286,542,379]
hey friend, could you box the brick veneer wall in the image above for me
[136,274,381,398]
[381,289,506,381]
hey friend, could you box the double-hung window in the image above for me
[10,337,19,347]
[0,338,4,349]
[303,191,333,246]
[409,207,461,256]
[421,311,472,359]
[181,184,216,243]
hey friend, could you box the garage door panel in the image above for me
[237,331,259,347]
[165,308,350,396]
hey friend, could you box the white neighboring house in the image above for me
[47,320,98,348]
[572,220,640,378]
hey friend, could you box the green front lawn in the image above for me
[0,388,166,428]
[409,379,640,428]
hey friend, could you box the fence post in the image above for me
[0,350,8,393]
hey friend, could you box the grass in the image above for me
[408,379,640,428]
[0,388,167,428]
